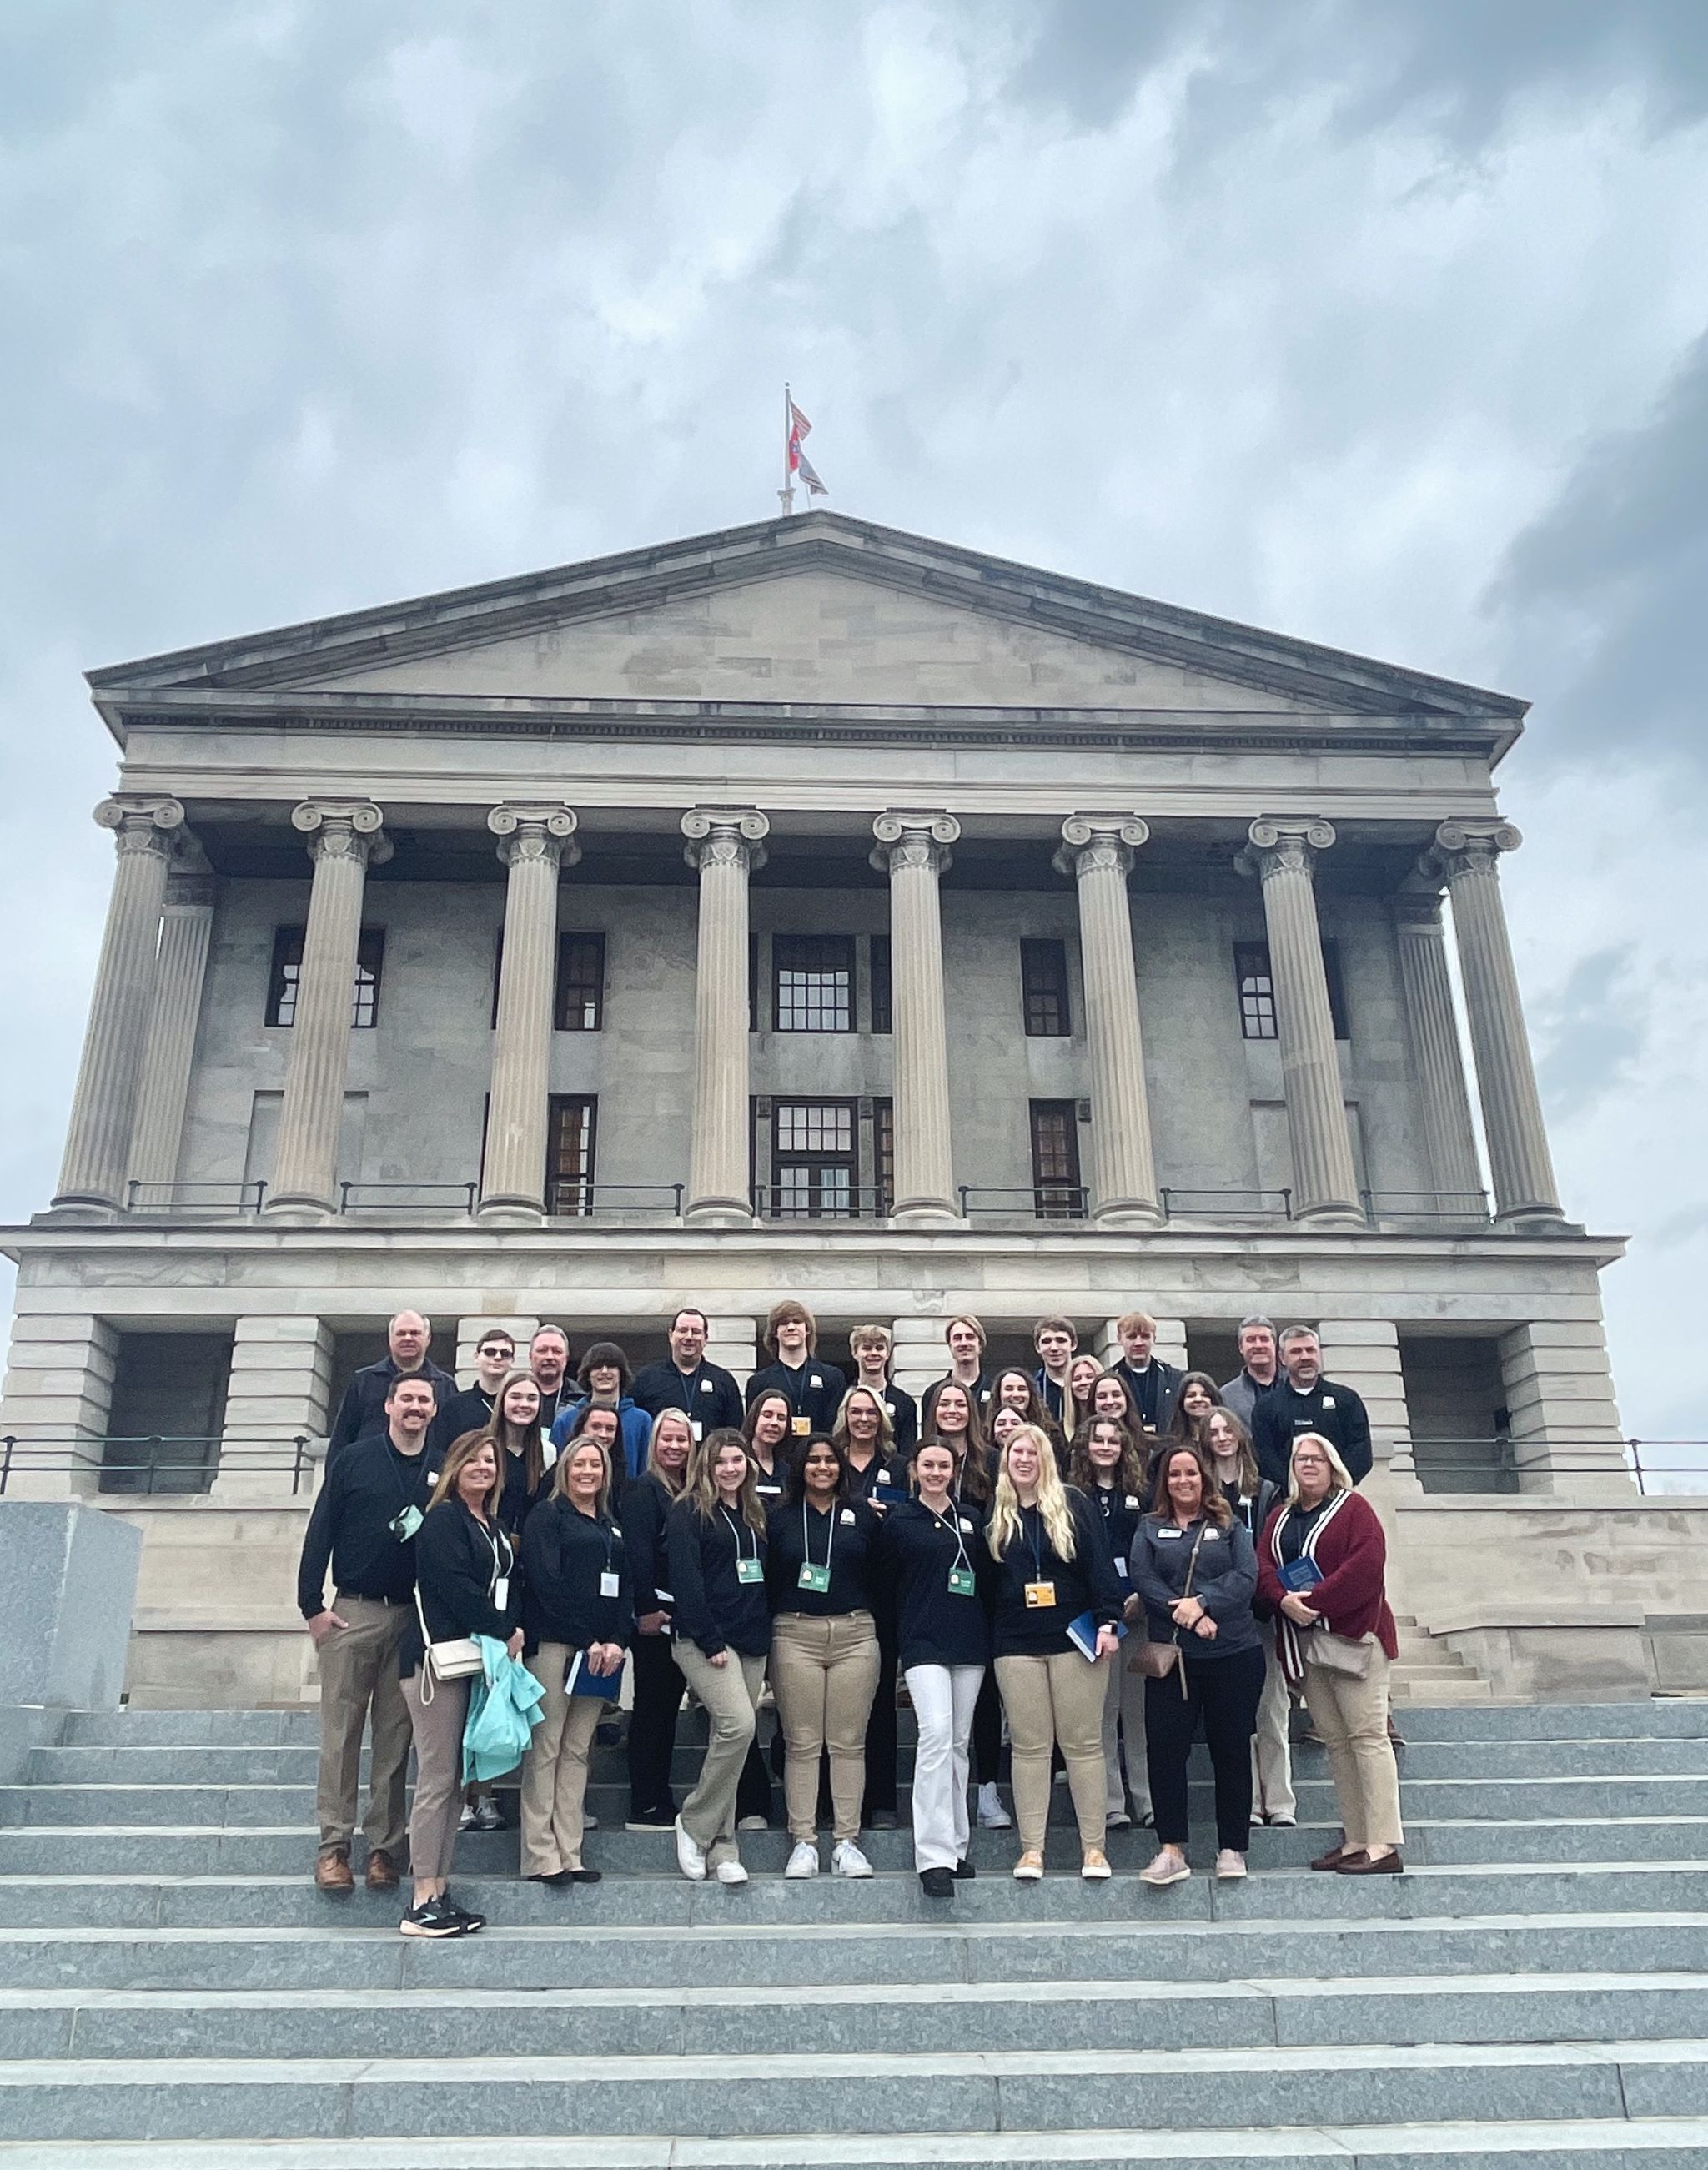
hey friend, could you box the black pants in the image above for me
[736,1711,781,1823]
[972,1668,1003,1788]
[862,1594,899,1816]
[1144,1643,1266,1852]
[626,1633,686,1819]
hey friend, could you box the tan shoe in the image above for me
[1139,1846,1190,1886]
[364,1849,399,1891]
[1080,1848,1112,1881]
[314,1849,354,1894]
[1012,1849,1045,1881]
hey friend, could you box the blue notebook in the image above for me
[565,1651,624,1700]
[1067,1611,1128,1663]
[1279,1557,1324,1593]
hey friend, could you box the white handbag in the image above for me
[414,1586,482,1701]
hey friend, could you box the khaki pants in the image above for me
[314,1593,413,1861]
[1252,1620,1296,1821]
[401,1665,470,1883]
[770,1611,882,1844]
[520,1643,604,1875]
[674,1644,768,1862]
[994,1650,1109,1854]
[1303,1641,1404,1851]
[1102,1643,1150,1818]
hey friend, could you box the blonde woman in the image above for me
[1206,1407,1293,1827]
[985,1425,1124,1881]
[623,1409,694,1830]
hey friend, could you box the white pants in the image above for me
[1252,1620,1296,1821]
[904,1662,983,1872]
[1103,1645,1151,1817]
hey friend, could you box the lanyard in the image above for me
[924,1500,971,1577]
[574,1503,615,1575]
[721,1505,757,1565]
[472,1511,512,1597]
[676,1362,706,1404]
[801,1499,837,1577]
[781,1363,812,1414]
[1023,1504,1047,1581]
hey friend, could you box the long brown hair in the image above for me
[1147,1439,1233,1528]
[1203,1406,1262,1499]
[919,1378,992,1506]
[1068,1414,1146,1496]
[430,1429,505,1520]
[686,1425,767,1537]
[475,1367,548,1499]
[1168,1370,1227,1443]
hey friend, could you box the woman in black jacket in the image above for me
[665,1428,771,1886]
[987,1425,1124,1882]
[621,1409,694,1830]
[1068,1414,1152,1832]
[1205,1406,1294,1827]
[399,1432,521,1938]
[1131,1441,1265,1889]
[519,1436,634,1888]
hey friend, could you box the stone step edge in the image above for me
[1,1967,1704,2016]
[13,1814,1708,1838]
[0,2115,1705,2167]
[18,1771,1705,1791]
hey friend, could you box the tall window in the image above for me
[266,927,385,1030]
[772,1099,858,1217]
[1234,939,1349,1042]
[869,935,892,1034]
[555,933,605,1031]
[1029,1098,1083,1219]
[873,1096,895,1215]
[774,936,855,1032]
[545,1095,597,1215]
[1020,938,1071,1037]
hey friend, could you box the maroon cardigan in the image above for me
[1257,1488,1398,1685]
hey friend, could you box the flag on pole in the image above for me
[787,397,827,496]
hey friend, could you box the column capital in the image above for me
[681,807,769,873]
[1053,813,1150,880]
[1235,815,1336,882]
[871,810,960,875]
[94,796,184,857]
[489,803,581,871]
[290,800,393,868]
[1423,817,1523,882]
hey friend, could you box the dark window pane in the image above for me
[266,926,383,1030]
[555,933,605,1032]
[771,1098,858,1218]
[874,1097,895,1215]
[352,929,384,1031]
[1320,939,1350,1042]
[265,927,304,1029]
[1234,941,1278,1042]
[546,1095,597,1215]
[774,936,854,1032]
[869,936,892,1034]
[1028,1098,1083,1220]
[1021,938,1071,1037]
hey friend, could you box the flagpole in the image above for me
[778,381,796,516]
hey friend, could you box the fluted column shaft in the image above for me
[54,796,186,1214]
[872,813,961,1223]
[1428,820,1561,1223]
[1237,817,1361,1224]
[128,867,217,1192]
[264,802,389,1221]
[682,810,769,1225]
[480,806,580,1224]
[1392,892,1484,1206]
[1054,816,1162,1225]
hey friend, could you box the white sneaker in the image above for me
[1215,1849,1248,1881]
[1140,1847,1190,1887]
[715,1857,748,1886]
[977,1783,1012,1830]
[674,1816,707,1883]
[736,1814,768,1832]
[785,1841,820,1879]
[583,1812,599,1831]
[831,1840,873,1879]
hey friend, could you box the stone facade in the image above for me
[0,511,1659,1700]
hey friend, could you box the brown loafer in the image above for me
[1336,1848,1402,1875]
[364,1849,399,1891]
[1309,1845,1356,1871]
[314,1849,354,1894]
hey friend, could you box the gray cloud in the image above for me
[1532,946,1647,1123]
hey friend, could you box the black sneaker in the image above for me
[867,1808,900,1830]
[954,1856,977,1880]
[625,1806,677,1831]
[399,1895,470,1939]
[920,1867,956,1899]
[441,1895,486,1931]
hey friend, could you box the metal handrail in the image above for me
[1361,1188,1493,1224]
[957,1185,1089,1222]
[1160,1187,1293,1221]
[0,1433,314,1498]
[548,1183,686,1217]
[339,1182,479,1213]
[124,1180,267,1213]
[751,1184,893,1223]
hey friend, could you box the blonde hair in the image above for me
[1284,1430,1354,1507]
[429,1429,504,1519]
[988,1424,1078,1564]
[552,1434,614,1518]
[831,1384,895,1460]
[646,1409,693,1494]
[685,1425,766,1537]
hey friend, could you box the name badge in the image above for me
[1113,1555,1128,1579]
[1023,1580,1057,1609]
[791,1415,811,1437]
[389,1504,423,1541]
[797,1562,832,1594]
[493,1575,510,1611]
[700,1379,715,1394]
[958,1518,974,1534]
[840,1509,856,1526]
[1157,1527,1183,1540]
[1321,1395,1336,1409]
[947,1565,977,1598]
[810,1374,822,1389]
[736,1556,765,1585]
[1124,1495,1140,1511]
[600,1571,620,1599]
[1203,1529,1222,1542]
[691,1420,704,1442]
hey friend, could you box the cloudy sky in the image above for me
[2,1,1703,1449]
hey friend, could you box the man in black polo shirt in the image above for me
[429,1322,517,1455]
[299,1374,441,1894]
[631,1308,745,1440]
[1251,1325,1373,1490]
[847,1323,917,1457]
[920,1314,994,1432]
[327,1310,456,1460]
[1111,1309,1183,1434]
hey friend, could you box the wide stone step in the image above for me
[5,1908,1701,1992]
[0,2037,1705,2142]
[3,1969,1706,2062]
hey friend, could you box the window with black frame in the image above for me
[1233,939,1349,1041]
[545,1095,597,1215]
[772,1099,858,1218]
[1028,1098,1083,1219]
[1020,937,1071,1037]
[773,936,855,1032]
[266,927,385,1030]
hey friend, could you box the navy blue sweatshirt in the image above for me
[665,1495,771,1660]
[329,1356,459,1460]
[520,1495,635,1656]
[986,1489,1124,1659]
[631,1359,746,1437]
[746,1359,847,1435]
[1251,1377,1373,1490]
[1085,1479,1147,1596]
[766,1497,879,1619]
[620,1472,682,1615]
[876,1498,992,1672]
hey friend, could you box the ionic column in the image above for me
[681,809,769,1225]
[128,859,217,1196]
[871,812,962,1225]
[479,806,580,1225]
[1235,817,1361,1226]
[263,802,390,1223]
[1054,816,1163,1226]
[1391,892,1484,1208]
[53,795,186,1217]
[1424,821,1562,1224]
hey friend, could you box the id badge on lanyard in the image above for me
[1023,1508,1055,1608]
[798,1499,834,1593]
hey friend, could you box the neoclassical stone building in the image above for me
[6,512,1683,1701]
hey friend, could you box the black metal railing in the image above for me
[1159,1187,1294,1222]
[547,1182,686,1218]
[339,1181,479,1214]
[0,1434,316,1499]
[957,1185,1089,1223]
[1409,1437,1708,1498]
[125,1181,267,1215]
[752,1184,893,1223]
[1362,1189,1493,1227]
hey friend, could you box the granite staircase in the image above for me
[0,1700,1706,2167]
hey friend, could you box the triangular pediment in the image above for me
[88,511,1526,726]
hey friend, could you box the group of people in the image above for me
[298,1302,1404,1938]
